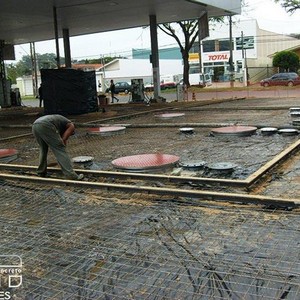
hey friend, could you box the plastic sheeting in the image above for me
[41,69,98,115]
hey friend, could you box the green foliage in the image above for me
[38,53,62,68]
[17,55,32,75]
[273,50,300,72]
[85,56,123,64]
[5,53,120,81]
[6,63,18,84]
[289,33,300,39]
[6,53,63,82]
[17,53,60,74]
[274,0,300,14]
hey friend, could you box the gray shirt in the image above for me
[33,114,72,135]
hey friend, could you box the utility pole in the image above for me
[198,13,209,85]
[198,17,203,75]
[30,42,38,97]
[241,31,249,86]
[241,31,245,86]
[229,15,234,88]
[100,55,106,92]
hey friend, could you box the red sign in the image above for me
[208,54,229,61]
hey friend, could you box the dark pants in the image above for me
[32,122,78,179]
[111,92,119,103]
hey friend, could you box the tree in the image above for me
[158,17,223,87]
[6,53,122,83]
[38,53,62,69]
[5,52,65,85]
[5,56,33,84]
[77,56,124,65]
[16,55,32,76]
[9,53,62,79]
[274,0,300,13]
[289,33,300,39]
[273,50,300,72]
[6,63,18,84]
[159,21,198,87]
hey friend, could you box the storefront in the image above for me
[189,19,300,84]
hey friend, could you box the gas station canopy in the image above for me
[1,0,241,46]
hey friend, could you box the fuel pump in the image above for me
[131,79,144,102]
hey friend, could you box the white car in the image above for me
[179,73,212,87]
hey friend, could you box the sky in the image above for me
[12,0,300,62]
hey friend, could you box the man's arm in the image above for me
[61,122,75,145]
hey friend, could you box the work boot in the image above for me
[65,173,84,181]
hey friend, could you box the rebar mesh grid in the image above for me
[1,125,297,182]
[1,98,300,299]
[0,179,299,299]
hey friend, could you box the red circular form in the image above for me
[0,149,18,158]
[155,113,185,118]
[211,126,257,136]
[112,153,180,170]
[88,126,126,135]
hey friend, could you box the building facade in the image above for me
[190,19,300,84]
[16,19,300,96]
[97,58,183,92]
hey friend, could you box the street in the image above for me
[20,85,300,109]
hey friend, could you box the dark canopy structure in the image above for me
[0,0,241,106]
[1,0,241,45]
